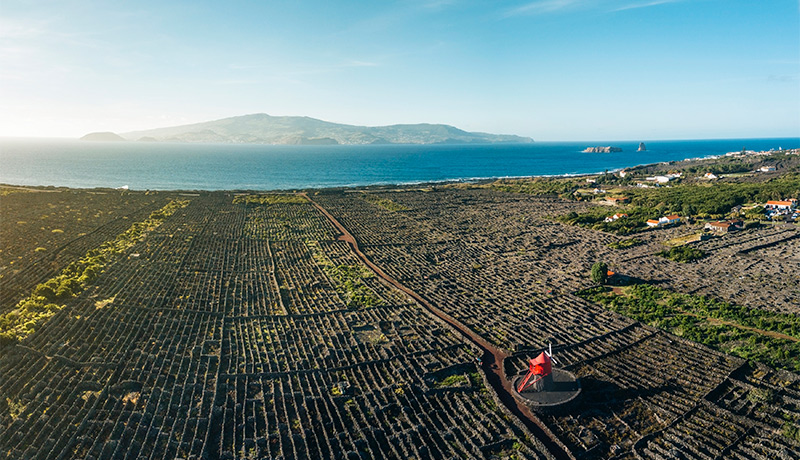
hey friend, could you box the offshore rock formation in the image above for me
[638,142,647,151]
[582,146,622,153]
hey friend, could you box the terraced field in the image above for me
[1,186,797,459]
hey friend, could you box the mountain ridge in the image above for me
[110,113,533,145]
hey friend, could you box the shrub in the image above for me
[591,262,608,284]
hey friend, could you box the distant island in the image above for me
[583,146,622,153]
[80,113,534,145]
[80,132,125,141]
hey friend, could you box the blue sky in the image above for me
[1,0,798,140]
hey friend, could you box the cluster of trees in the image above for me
[624,174,800,218]
[578,284,800,372]
[555,173,799,235]
[559,206,659,235]
[0,200,189,347]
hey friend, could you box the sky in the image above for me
[1,0,799,141]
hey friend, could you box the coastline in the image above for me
[2,146,796,193]
[0,138,797,191]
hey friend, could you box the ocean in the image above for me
[1,138,797,191]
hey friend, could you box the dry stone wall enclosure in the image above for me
[1,186,798,459]
[0,190,552,459]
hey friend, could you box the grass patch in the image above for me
[665,233,706,247]
[307,241,382,310]
[360,193,408,212]
[607,238,642,249]
[577,284,800,372]
[233,194,307,205]
[656,245,706,262]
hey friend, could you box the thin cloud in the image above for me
[421,0,458,9]
[612,0,684,12]
[504,0,685,16]
[504,0,586,17]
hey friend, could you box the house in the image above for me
[766,200,794,210]
[659,215,681,225]
[606,196,630,205]
[705,220,742,233]
[703,172,718,180]
[705,222,731,233]
[604,213,628,222]
[646,219,661,228]
[759,166,776,172]
[646,175,672,183]
[619,170,628,178]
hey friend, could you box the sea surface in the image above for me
[1,138,797,191]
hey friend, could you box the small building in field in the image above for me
[646,219,661,228]
[606,196,630,205]
[604,213,628,222]
[759,166,776,172]
[703,172,718,180]
[659,215,681,225]
[705,220,742,233]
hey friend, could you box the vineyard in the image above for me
[0,189,550,459]
[1,185,798,459]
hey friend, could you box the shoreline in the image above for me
[2,146,796,193]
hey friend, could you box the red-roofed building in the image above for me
[766,200,795,210]
[604,213,628,222]
[705,220,743,233]
[606,196,630,205]
[659,215,681,225]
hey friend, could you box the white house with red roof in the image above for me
[604,213,628,222]
[647,215,681,228]
[765,200,795,210]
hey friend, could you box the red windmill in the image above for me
[516,345,555,393]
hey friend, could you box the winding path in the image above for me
[304,194,574,460]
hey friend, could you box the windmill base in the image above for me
[512,368,581,412]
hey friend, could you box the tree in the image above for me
[591,262,608,285]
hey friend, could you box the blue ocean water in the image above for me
[1,138,797,191]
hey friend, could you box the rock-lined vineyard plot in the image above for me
[0,190,553,459]
[1,185,798,459]
[0,187,173,313]
[313,187,800,459]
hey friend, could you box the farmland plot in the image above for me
[313,187,800,459]
[0,190,552,459]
